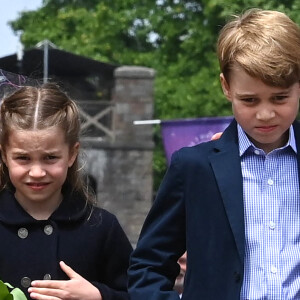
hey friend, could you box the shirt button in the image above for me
[21,276,31,288]
[267,179,274,185]
[43,274,51,280]
[18,228,28,239]
[271,265,277,274]
[254,149,260,155]
[44,225,53,235]
[269,221,276,230]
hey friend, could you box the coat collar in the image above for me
[0,187,91,225]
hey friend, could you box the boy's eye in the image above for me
[241,98,256,103]
[273,95,287,101]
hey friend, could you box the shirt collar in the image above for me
[237,124,297,156]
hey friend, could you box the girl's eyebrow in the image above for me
[11,150,27,155]
[11,149,61,155]
[44,149,61,154]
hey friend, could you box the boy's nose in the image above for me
[256,107,275,121]
[29,165,46,177]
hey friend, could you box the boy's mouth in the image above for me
[255,125,277,132]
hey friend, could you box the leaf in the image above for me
[0,280,10,298]
[4,283,13,289]
[0,281,28,300]
[4,294,13,300]
[10,288,27,300]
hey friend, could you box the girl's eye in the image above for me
[46,155,58,160]
[16,156,29,161]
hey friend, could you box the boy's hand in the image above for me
[28,261,102,300]
[211,132,223,140]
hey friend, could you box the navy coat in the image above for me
[128,120,300,300]
[0,188,132,300]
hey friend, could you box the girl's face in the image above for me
[1,127,78,218]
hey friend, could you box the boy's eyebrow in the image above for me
[236,89,291,98]
[272,90,291,94]
[235,92,257,97]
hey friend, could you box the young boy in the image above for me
[128,8,300,300]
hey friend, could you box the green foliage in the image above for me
[10,0,155,65]
[9,0,300,190]
[0,281,27,300]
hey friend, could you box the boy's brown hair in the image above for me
[217,8,300,87]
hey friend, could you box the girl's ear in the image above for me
[0,146,7,165]
[220,73,232,102]
[68,142,79,168]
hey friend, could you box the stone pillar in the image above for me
[105,66,155,245]
[83,66,155,246]
[113,66,155,148]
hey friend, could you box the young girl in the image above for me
[0,83,132,299]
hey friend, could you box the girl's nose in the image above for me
[28,164,46,177]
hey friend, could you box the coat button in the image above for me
[21,277,31,288]
[44,225,53,235]
[18,228,28,239]
[43,273,51,280]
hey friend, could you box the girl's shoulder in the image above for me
[87,205,121,228]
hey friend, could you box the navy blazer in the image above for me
[128,119,300,300]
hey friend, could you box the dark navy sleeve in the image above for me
[128,150,186,300]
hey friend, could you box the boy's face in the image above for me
[220,67,300,153]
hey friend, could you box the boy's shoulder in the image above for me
[292,121,300,141]
[177,118,238,155]
[293,120,300,129]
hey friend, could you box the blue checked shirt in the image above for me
[238,125,300,299]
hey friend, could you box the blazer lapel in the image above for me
[293,121,300,182]
[209,121,245,262]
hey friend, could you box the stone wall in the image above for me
[82,66,155,246]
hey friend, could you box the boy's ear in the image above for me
[220,73,232,101]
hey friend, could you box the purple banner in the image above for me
[161,116,233,164]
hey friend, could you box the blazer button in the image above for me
[18,228,28,239]
[43,273,51,280]
[44,225,53,235]
[21,277,31,288]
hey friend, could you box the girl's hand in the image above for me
[28,261,102,300]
